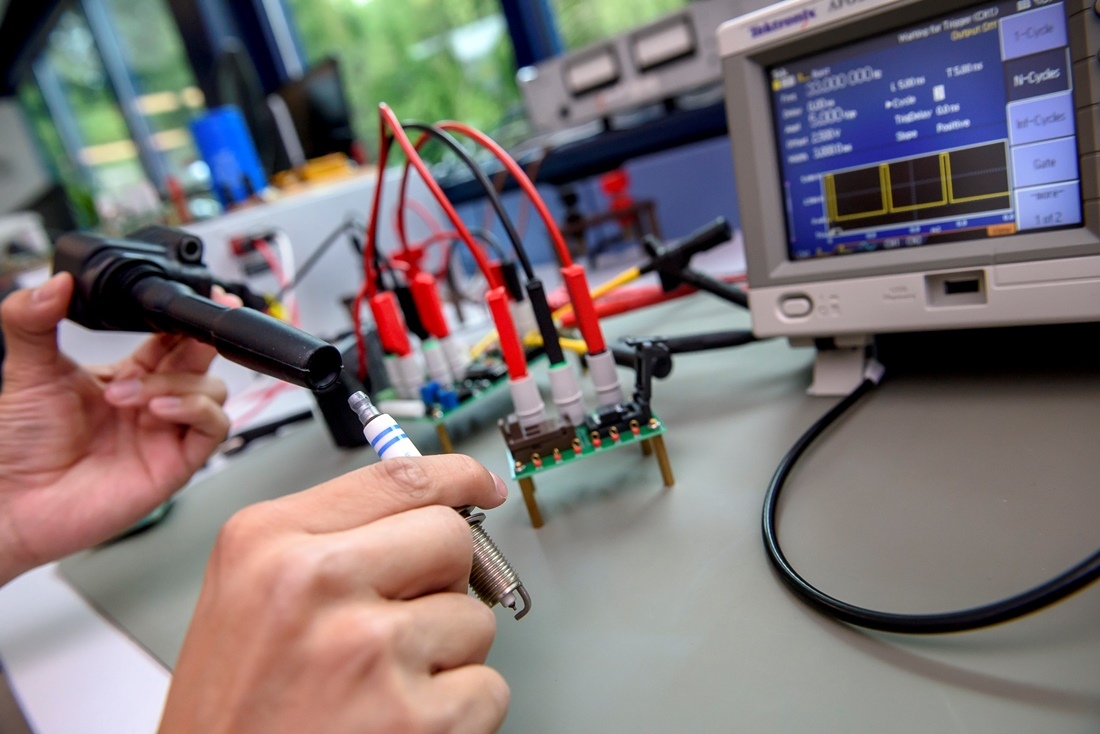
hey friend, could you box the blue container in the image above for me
[190,106,267,208]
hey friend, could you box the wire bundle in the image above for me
[348,103,618,400]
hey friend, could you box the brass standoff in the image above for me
[609,426,620,441]
[435,423,455,454]
[518,476,543,528]
[572,436,582,453]
[652,435,675,487]
[629,419,640,434]
[649,418,660,430]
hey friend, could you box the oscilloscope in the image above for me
[720,0,1100,392]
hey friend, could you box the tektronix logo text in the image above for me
[828,0,871,9]
[749,8,816,38]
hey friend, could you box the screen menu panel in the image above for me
[769,0,1081,261]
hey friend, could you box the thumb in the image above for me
[1,272,75,389]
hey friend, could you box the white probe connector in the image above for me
[422,338,454,386]
[586,349,624,406]
[548,361,585,426]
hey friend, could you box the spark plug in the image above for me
[348,391,531,619]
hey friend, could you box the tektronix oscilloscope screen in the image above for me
[769,0,1082,261]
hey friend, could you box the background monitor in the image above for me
[719,0,1100,346]
[273,57,356,162]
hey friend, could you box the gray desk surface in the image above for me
[60,295,1100,733]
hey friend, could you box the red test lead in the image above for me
[369,291,423,400]
[410,272,449,339]
[486,287,527,379]
[409,273,456,386]
[487,287,546,429]
[561,264,606,354]
[436,121,574,268]
[369,291,411,356]
[561,264,623,406]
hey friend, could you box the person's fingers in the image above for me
[157,338,220,375]
[103,373,228,407]
[307,594,495,677]
[263,454,509,534]
[211,285,244,309]
[148,393,230,438]
[148,394,231,466]
[120,332,218,378]
[122,333,187,376]
[402,593,498,671]
[324,505,474,599]
[86,364,117,382]
[424,665,510,734]
[0,273,75,389]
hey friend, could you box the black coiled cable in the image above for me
[762,373,1100,633]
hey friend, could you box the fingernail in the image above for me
[31,275,65,303]
[149,396,182,413]
[491,472,509,499]
[104,379,142,404]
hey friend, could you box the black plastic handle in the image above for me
[130,277,342,390]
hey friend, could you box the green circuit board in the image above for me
[509,414,667,480]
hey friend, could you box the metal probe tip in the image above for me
[348,391,381,424]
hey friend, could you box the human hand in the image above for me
[0,272,235,584]
[160,454,511,734]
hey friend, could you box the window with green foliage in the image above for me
[285,0,523,156]
[17,80,99,227]
[550,0,691,50]
[18,0,206,230]
[102,0,207,187]
[40,8,149,206]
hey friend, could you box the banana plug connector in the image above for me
[349,392,531,619]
